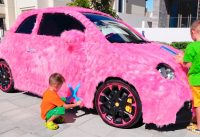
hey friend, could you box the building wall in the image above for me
[119,13,152,27]
[4,0,15,30]
[3,0,71,30]
[152,0,160,27]
[112,0,152,28]
[153,0,199,28]
[126,0,146,16]
[15,0,37,17]
[0,3,5,14]
[0,0,151,35]
[112,0,146,15]
[37,0,48,8]
[158,0,169,27]
[53,0,71,7]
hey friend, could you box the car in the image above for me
[0,6,192,128]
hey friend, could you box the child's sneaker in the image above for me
[191,129,200,134]
[45,121,59,130]
[187,123,197,130]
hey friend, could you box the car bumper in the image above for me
[176,101,192,124]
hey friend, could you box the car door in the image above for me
[0,14,39,92]
[25,12,87,96]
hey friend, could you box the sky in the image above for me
[146,0,153,12]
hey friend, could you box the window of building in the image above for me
[0,0,4,4]
[38,13,85,36]
[168,0,198,27]
[0,18,4,29]
[118,0,123,13]
[15,14,37,34]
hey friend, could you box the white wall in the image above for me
[135,28,192,43]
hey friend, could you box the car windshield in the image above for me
[83,13,146,43]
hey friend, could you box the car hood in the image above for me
[111,42,180,68]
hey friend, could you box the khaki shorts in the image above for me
[191,86,200,107]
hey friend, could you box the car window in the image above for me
[84,13,146,44]
[15,14,37,34]
[38,13,85,36]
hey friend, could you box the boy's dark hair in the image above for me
[49,73,65,86]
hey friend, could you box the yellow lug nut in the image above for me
[127,98,132,104]
[125,105,132,113]
[115,102,119,107]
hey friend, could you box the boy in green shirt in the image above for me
[176,20,200,134]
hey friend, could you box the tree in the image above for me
[67,0,91,8]
[68,0,117,17]
[91,0,117,17]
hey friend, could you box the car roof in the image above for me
[22,6,112,18]
[9,6,114,32]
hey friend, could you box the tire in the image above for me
[95,78,142,128]
[0,60,14,92]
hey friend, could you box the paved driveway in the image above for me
[0,90,198,137]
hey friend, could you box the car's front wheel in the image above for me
[0,60,14,92]
[95,78,142,128]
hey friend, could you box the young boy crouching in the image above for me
[40,73,81,130]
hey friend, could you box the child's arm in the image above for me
[175,53,191,69]
[63,100,82,109]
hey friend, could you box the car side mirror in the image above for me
[61,30,85,43]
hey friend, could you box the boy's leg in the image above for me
[45,106,65,130]
[191,86,200,130]
[46,106,65,122]
[46,98,66,123]
[47,115,60,123]
[196,107,200,129]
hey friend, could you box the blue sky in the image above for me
[146,0,153,12]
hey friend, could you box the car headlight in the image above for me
[156,63,175,80]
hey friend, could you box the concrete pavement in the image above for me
[0,90,199,137]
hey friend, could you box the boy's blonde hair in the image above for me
[49,73,65,86]
[191,20,200,32]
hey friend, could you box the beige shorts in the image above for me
[191,86,200,107]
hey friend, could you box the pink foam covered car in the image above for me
[0,7,192,128]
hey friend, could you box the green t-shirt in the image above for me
[183,41,200,86]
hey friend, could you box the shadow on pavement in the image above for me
[131,117,145,128]
[62,108,98,124]
[10,89,190,131]
[11,89,23,93]
[145,122,189,131]
[9,89,42,99]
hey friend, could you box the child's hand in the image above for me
[75,100,82,106]
[174,53,184,64]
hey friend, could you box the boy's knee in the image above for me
[46,107,65,120]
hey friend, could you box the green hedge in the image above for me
[170,42,191,50]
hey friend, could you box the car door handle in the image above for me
[26,48,37,53]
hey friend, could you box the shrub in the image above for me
[170,42,191,50]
